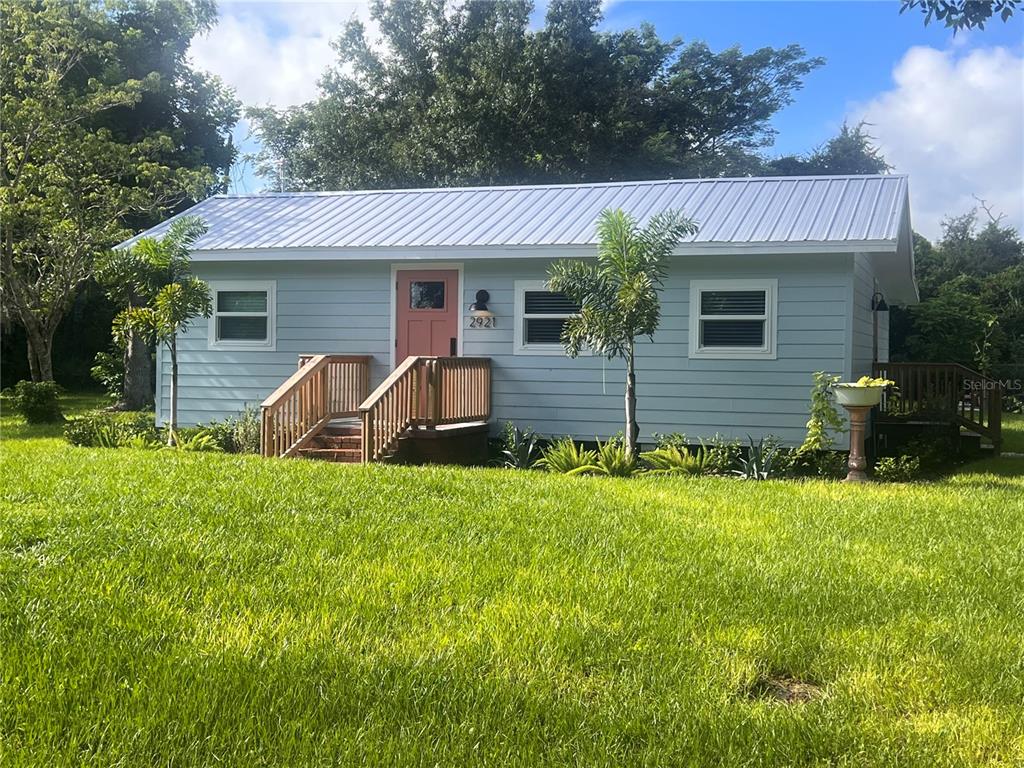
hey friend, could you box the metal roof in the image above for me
[119,174,910,252]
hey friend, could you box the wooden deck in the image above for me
[872,362,1003,454]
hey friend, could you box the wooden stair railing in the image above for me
[873,361,1002,453]
[261,355,371,458]
[359,356,491,462]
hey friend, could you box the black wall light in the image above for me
[470,289,493,317]
[871,291,888,312]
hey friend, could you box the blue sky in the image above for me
[190,0,1023,239]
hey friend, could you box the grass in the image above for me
[1001,412,1024,453]
[2,395,1024,766]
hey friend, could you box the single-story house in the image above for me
[121,174,925,461]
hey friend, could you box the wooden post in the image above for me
[843,405,872,483]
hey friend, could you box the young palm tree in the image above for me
[112,217,210,445]
[548,208,697,457]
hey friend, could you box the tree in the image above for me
[900,1,1019,31]
[112,217,210,443]
[891,209,1024,398]
[766,122,891,176]
[548,209,697,457]
[0,0,238,384]
[95,237,166,409]
[247,0,823,190]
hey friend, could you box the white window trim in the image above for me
[513,279,581,356]
[688,278,778,360]
[207,280,276,351]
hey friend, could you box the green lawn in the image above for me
[1002,412,1024,453]
[2,396,1024,766]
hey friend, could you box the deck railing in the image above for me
[260,355,371,457]
[873,361,1002,451]
[360,356,491,462]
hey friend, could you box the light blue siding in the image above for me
[851,253,892,366]
[159,252,878,448]
[157,261,392,426]
[463,255,848,446]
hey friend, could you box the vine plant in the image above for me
[799,372,846,454]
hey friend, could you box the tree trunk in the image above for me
[167,337,178,446]
[624,342,638,457]
[121,331,153,410]
[26,340,42,383]
[24,323,55,382]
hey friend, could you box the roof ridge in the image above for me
[215,173,907,199]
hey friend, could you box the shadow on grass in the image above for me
[1,392,113,442]
[948,457,1024,489]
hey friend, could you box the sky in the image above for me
[189,0,1024,240]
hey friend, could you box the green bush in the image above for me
[499,422,541,469]
[90,348,124,401]
[650,432,688,451]
[588,438,641,477]
[166,432,222,452]
[702,434,742,476]
[204,406,261,454]
[641,444,708,475]
[732,436,782,481]
[64,410,157,448]
[5,380,63,423]
[535,437,597,474]
[874,455,922,482]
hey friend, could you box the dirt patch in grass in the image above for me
[746,675,824,704]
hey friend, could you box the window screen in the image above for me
[698,288,768,350]
[522,290,580,346]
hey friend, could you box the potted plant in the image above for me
[833,375,895,407]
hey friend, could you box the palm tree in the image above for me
[548,208,697,457]
[112,217,210,444]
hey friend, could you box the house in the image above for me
[122,174,934,461]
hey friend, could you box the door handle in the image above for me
[450,337,458,357]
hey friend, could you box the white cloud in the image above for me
[189,1,373,108]
[851,45,1024,241]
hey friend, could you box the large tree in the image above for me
[766,122,892,177]
[0,0,237,385]
[891,211,1024,389]
[248,0,823,190]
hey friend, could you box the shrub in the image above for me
[702,434,743,476]
[732,436,782,480]
[499,422,541,469]
[588,438,641,477]
[5,380,63,423]
[651,432,688,451]
[90,348,124,401]
[164,432,221,452]
[874,455,921,482]
[900,433,960,473]
[64,411,157,448]
[812,450,849,479]
[641,444,708,475]
[535,437,597,474]
[204,406,261,454]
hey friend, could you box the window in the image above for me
[208,281,276,350]
[409,280,445,309]
[513,280,580,355]
[688,279,777,359]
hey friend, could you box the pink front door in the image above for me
[395,269,459,361]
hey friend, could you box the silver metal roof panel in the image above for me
[118,174,910,252]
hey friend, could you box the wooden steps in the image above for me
[297,424,364,463]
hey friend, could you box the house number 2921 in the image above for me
[470,316,496,328]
